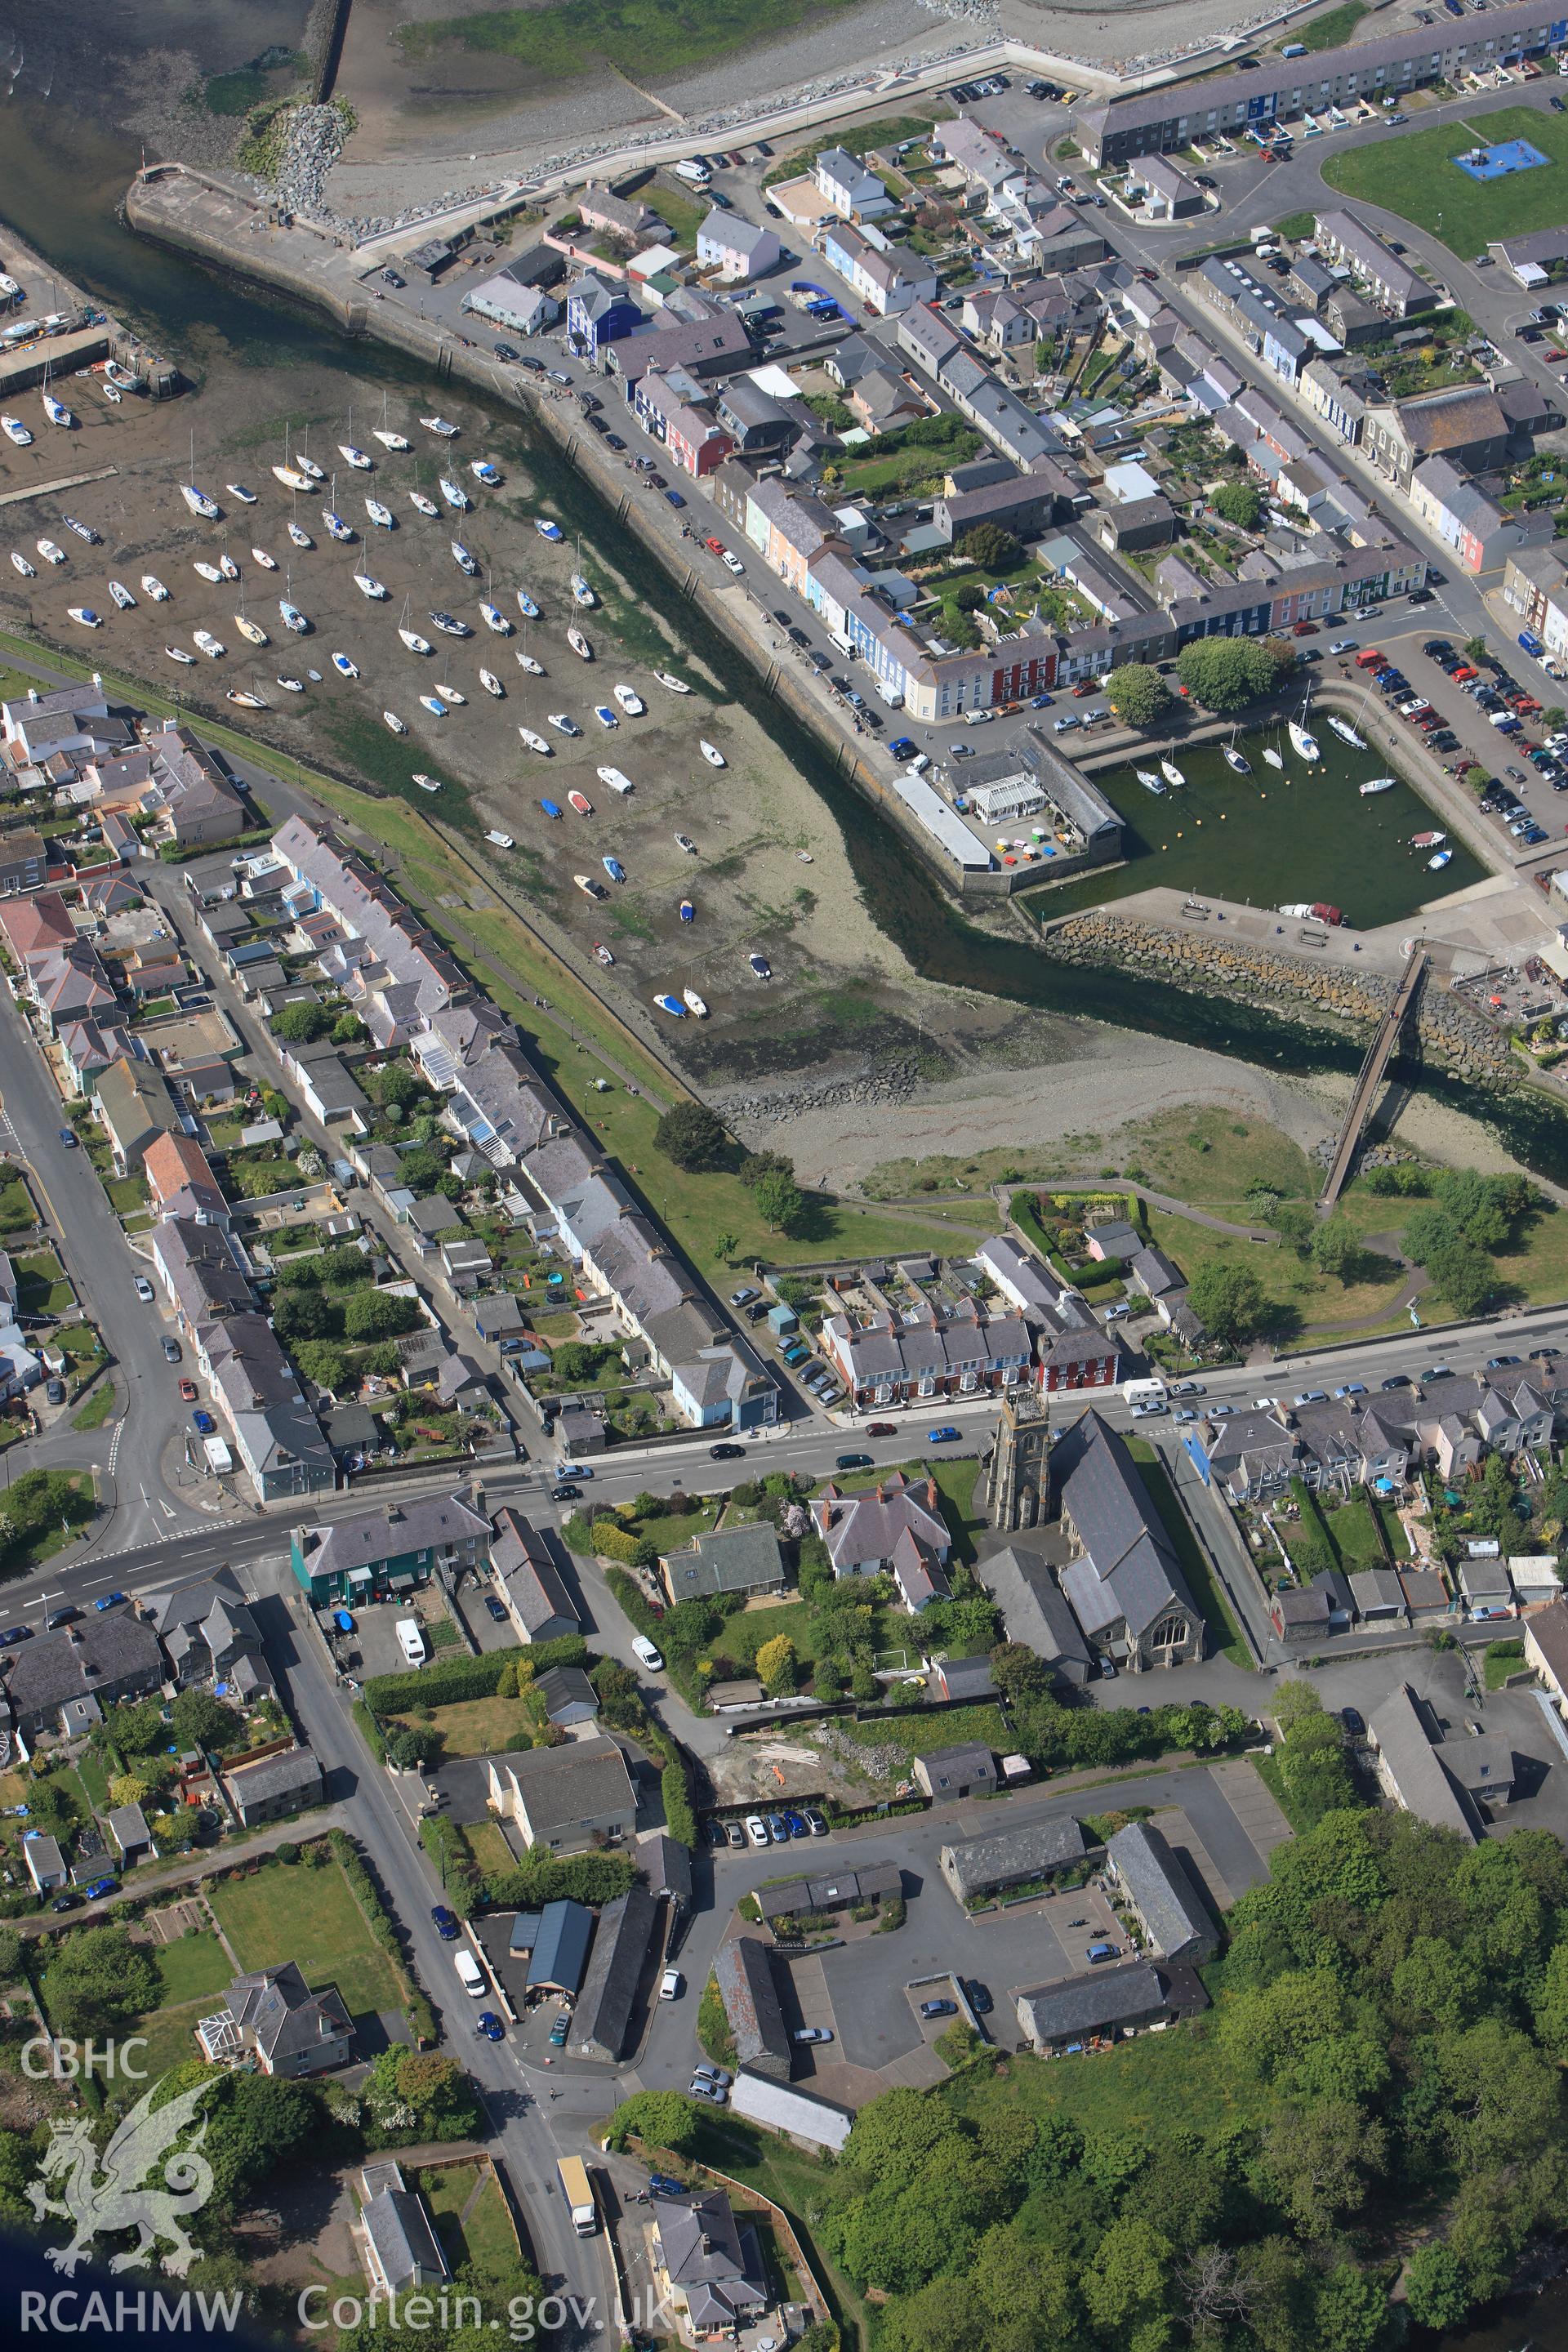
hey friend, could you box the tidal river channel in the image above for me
[6,95,1568,1184]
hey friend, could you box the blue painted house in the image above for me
[566,271,642,359]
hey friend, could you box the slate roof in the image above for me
[712,1936,790,2074]
[1054,1409,1195,1642]
[571,1882,658,2060]
[660,1521,784,1597]
[1106,1819,1215,1960]
[1370,1682,1477,1842]
[300,1492,488,1579]
[1018,1960,1170,2043]
[940,1814,1085,1900]
[216,1961,352,2065]
[363,2185,449,2290]
[656,2189,768,2332]
[982,1544,1093,1681]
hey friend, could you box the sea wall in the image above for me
[1036,908,1520,1086]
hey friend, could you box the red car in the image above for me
[1292,620,1319,636]
[1546,345,1567,360]
[1452,665,1478,683]
[866,1420,899,1437]
[1071,679,1098,697]
[704,536,725,556]
[178,1379,198,1401]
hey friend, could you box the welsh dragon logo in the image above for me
[28,2075,216,2276]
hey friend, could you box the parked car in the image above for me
[792,2026,834,2043]
[57,1127,77,1147]
[134,1276,154,1303]
[688,2077,728,2104]
[476,2011,506,2041]
[549,2013,569,2047]
[45,1606,78,1630]
[162,1336,181,1363]
[431,1905,460,1941]
[191,1408,216,1435]
[484,1595,509,1623]
[920,1998,957,2018]
[709,1441,746,1459]
[835,1451,873,1469]
[660,1968,683,2001]
[631,1633,664,1673]
[95,1592,127,1612]
[745,1814,769,1847]
[725,1820,746,1847]
[83,1878,119,1903]
[964,1980,993,2015]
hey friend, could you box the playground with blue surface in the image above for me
[1454,136,1550,180]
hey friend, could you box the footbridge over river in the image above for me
[1317,944,1428,1209]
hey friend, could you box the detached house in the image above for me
[197,1962,354,2077]
[811,1470,952,1610]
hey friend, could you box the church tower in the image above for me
[986,1388,1050,1530]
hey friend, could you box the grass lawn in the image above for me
[1318,1492,1387,1571]
[418,2165,519,2277]
[763,109,946,188]
[834,430,984,499]
[390,1694,540,1760]
[397,0,869,82]
[633,1499,721,1552]
[0,1174,36,1232]
[1145,1205,1405,1342]
[459,1818,516,1878]
[55,1323,106,1363]
[1121,1107,1315,1209]
[207,1859,408,2023]
[845,1699,1009,1762]
[1321,105,1568,252]
[1484,1637,1527,1690]
[1125,1439,1252,1670]
[74,1748,110,1811]
[105,1175,148,1214]
[70,1382,116,1432]
[122,1932,235,2089]
[944,2011,1269,2140]
[1290,0,1367,49]
[928,1455,984,1566]
[16,1250,74,1316]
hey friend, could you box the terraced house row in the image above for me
[270,818,777,1434]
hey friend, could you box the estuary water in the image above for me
[4,96,1568,1181]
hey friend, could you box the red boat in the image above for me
[1312,902,1343,925]
[568,790,594,817]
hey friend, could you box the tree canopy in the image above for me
[654,1101,728,1171]
[1104,663,1171,730]
[1212,480,1263,530]
[808,1811,1568,2350]
[1175,637,1282,712]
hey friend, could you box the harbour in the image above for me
[2,92,1568,1190]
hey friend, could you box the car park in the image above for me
[725,1820,746,1847]
[964,1980,993,2014]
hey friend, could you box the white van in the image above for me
[454,1949,486,1998]
[631,1633,665,1673]
[674,158,712,187]
[395,1618,426,1668]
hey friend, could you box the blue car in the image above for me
[57,1127,78,1147]
[665,489,686,508]
[476,2010,505,2042]
[431,1904,460,1940]
[783,1811,809,1838]
[927,1424,960,1444]
[191,1408,216,1435]
[83,1878,119,1902]
[95,1592,127,1612]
